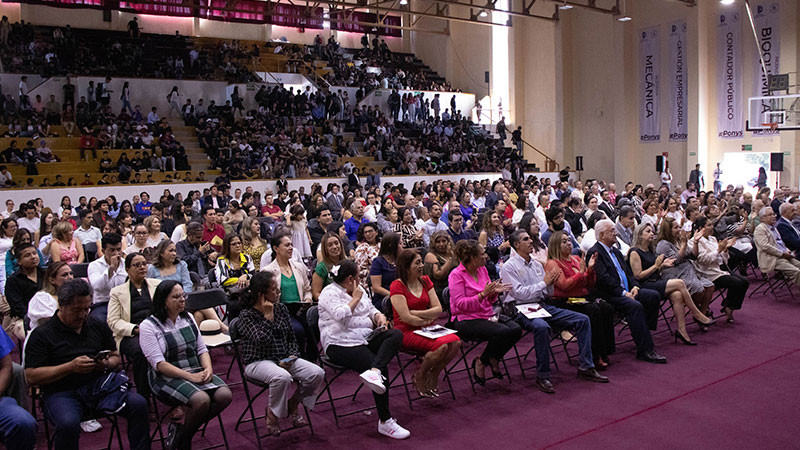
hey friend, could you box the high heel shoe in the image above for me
[693,317,713,332]
[722,307,735,323]
[674,331,697,346]
[471,358,486,386]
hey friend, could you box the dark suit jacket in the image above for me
[565,208,585,236]
[203,195,224,210]
[599,202,617,221]
[776,217,800,253]
[586,242,639,299]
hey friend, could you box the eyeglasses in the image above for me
[135,231,147,235]
[130,262,147,268]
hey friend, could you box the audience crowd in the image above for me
[2,166,792,448]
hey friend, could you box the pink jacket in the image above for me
[448,264,497,322]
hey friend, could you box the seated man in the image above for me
[0,328,37,450]
[24,279,150,450]
[754,207,800,285]
[87,233,127,323]
[500,230,608,394]
[776,203,800,255]
[447,210,475,243]
[586,220,667,364]
[540,207,581,255]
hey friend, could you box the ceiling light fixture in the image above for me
[558,1,573,10]
[478,9,488,17]
[720,0,735,5]
[399,0,408,5]
[617,16,632,21]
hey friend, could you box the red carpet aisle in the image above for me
[35,288,800,450]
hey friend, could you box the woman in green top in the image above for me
[311,231,346,302]
[263,232,315,360]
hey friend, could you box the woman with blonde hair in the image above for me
[478,211,509,253]
[27,261,74,330]
[423,230,457,301]
[630,223,715,345]
[143,215,168,248]
[240,216,268,270]
[50,220,84,264]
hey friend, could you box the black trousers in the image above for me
[713,274,749,310]
[326,328,402,422]
[551,298,616,358]
[448,317,522,365]
[120,336,151,397]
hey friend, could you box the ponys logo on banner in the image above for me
[669,21,688,142]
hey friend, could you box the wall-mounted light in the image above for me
[617,16,632,21]
[400,0,408,5]
[478,9,488,17]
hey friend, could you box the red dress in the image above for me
[390,276,460,353]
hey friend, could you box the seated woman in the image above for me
[423,230,457,302]
[143,216,168,249]
[124,224,151,258]
[689,216,750,323]
[478,211,510,255]
[215,234,255,320]
[317,260,409,440]
[629,223,715,345]
[391,249,460,397]
[262,233,316,361]
[240,217,268,271]
[370,232,402,309]
[447,240,521,385]
[140,280,232,449]
[311,232,346,302]
[544,231,616,369]
[393,207,424,249]
[237,271,324,436]
[656,217,715,320]
[518,213,548,265]
[354,223,381,292]
[49,221,84,265]
[108,253,162,396]
[26,261,73,330]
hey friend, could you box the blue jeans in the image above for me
[0,397,37,450]
[515,304,594,379]
[44,388,151,450]
[89,302,108,323]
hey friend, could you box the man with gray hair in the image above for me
[754,207,800,285]
[586,219,666,364]
[776,202,800,254]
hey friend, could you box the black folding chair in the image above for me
[306,305,378,427]
[150,392,230,450]
[380,296,456,409]
[33,386,124,450]
[71,263,90,279]
[228,318,314,449]
[440,288,513,394]
[84,242,99,262]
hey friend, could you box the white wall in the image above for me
[359,88,475,118]
[3,171,563,210]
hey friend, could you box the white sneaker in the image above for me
[378,418,410,439]
[359,369,386,394]
[80,419,103,433]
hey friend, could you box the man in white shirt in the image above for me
[16,204,38,233]
[87,233,127,322]
[0,166,12,188]
[422,202,449,246]
[364,192,380,223]
[73,210,102,247]
[713,162,723,197]
[500,230,608,394]
[533,193,549,229]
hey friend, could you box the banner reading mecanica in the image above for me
[639,26,660,142]
[669,21,688,142]
[717,10,743,139]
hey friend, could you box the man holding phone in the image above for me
[24,279,151,450]
[501,230,608,394]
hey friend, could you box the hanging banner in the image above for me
[639,26,660,142]
[751,2,780,136]
[717,10,743,139]
[669,21,688,142]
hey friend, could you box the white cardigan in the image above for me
[317,282,379,351]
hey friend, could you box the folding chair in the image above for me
[71,263,90,279]
[306,305,378,427]
[33,387,125,450]
[228,319,314,449]
[150,392,230,450]
[84,242,99,262]
[185,288,229,321]
[380,297,456,409]
[439,288,513,394]
[750,271,795,300]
